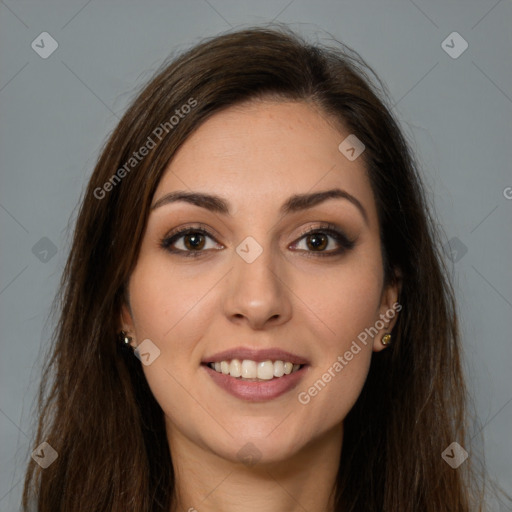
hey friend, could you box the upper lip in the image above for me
[202,346,310,365]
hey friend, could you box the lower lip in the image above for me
[202,364,308,402]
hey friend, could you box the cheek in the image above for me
[296,252,384,352]
[128,257,217,342]
[126,254,221,386]
[126,259,218,437]
[292,254,383,423]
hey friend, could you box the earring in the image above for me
[119,330,133,347]
[381,333,392,346]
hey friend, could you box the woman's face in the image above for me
[121,100,399,465]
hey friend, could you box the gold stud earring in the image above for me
[381,333,392,346]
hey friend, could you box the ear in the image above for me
[119,299,138,349]
[372,271,402,352]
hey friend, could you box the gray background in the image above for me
[1,0,511,510]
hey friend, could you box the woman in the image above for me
[22,26,487,511]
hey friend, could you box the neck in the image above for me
[167,423,343,512]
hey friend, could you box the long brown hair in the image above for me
[23,25,488,511]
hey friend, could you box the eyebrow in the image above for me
[151,188,368,224]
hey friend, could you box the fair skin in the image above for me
[120,99,399,512]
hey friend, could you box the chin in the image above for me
[208,424,312,466]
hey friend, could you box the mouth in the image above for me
[200,349,310,401]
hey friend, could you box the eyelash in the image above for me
[160,222,355,259]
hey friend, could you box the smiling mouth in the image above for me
[204,359,304,381]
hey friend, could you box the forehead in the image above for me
[154,100,377,223]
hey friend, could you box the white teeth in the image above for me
[241,360,257,378]
[229,359,242,377]
[273,360,285,377]
[257,360,274,380]
[208,359,303,380]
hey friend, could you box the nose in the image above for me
[222,242,293,330]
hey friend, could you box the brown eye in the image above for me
[161,226,222,257]
[182,232,206,251]
[290,224,356,257]
[305,232,329,251]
